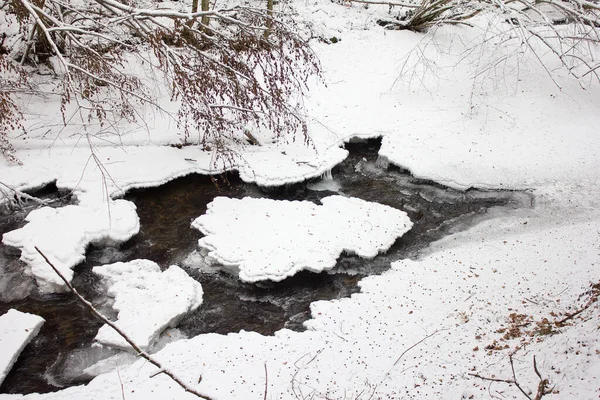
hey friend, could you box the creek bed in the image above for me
[0,139,532,394]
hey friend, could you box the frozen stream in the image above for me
[0,139,533,394]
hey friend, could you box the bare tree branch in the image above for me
[469,354,552,400]
[34,246,214,400]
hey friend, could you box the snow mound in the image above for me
[192,195,412,282]
[2,200,139,293]
[93,259,203,351]
[236,146,348,187]
[0,309,45,386]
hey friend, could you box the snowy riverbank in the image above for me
[1,0,600,398]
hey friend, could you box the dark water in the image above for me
[0,139,533,394]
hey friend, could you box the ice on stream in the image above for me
[54,328,187,383]
[92,259,203,351]
[191,195,413,282]
[0,309,45,385]
[2,200,139,294]
[307,170,342,192]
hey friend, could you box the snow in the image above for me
[1,0,600,398]
[0,309,45,386]
[0,144,347,207]
[304,16,600,191]
[191,195,413,282]
[2,200,139,293]
[92,260,203,351]
[3,211,599,399]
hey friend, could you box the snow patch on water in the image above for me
[192,195,413,282]
[93,259,202,351]
[0,309,44,386]
[2,200,139,293]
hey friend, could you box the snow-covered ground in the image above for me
[192,195,412,282]
[0,310,44,386]
[1,0,600,399]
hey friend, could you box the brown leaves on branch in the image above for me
[1,0,321,161]
[0,55,26,163]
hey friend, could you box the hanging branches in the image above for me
[369,0,600,83]
[1,0,320,160]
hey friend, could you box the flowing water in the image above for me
[0,139,533,394]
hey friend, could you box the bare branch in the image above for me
[344,0,421,8]
[263,362,268,400]
[470,354,552,400]
[34,246,214,400]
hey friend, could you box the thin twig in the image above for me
[393,329,445,367]
[509,354,532,400]
[116,364,126,400]
[34,246,213,400]
[380,328,446,384]
[470,354,552,400]
[344,0,420,8]
[555,291,597,326]
[0,182,55,207]
[263,362,268,400]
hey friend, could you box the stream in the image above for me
[0,139,533,394]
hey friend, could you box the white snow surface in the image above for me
[2,200,139,293]
[1,0,600,398]
[93,260,203,351]
[192,195,413,282]
[0,310,45,386]
[1,145,347,207]
[3,211,599,399]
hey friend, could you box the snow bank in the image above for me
[236,145,347,188]
[306,19,600,191]
[192,195,412,282]
[2,200,139,293]
[1,144,347,207]
[0,309,44,386]
[93,260,203,351]
[4,211,599,400]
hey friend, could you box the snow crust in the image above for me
[192,195,413,282]
[1,144,347,207]
[1,0,600,398]
[92,260,203,351]
[2,200,139,293]
[0,309,45,386]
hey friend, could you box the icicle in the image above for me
[375,155,390,170]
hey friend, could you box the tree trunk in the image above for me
[201,0,209,29]
[265,0,273,38]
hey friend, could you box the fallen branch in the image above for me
[555,282,599,326]
[0,182,55,209]
[378,328,446,388]
[291,349,323,400]
[34,246,213,400]
[263,362,268,400]
[392,328,445,367]
[343,0,421,8]
[469,354,552,400]
[532,356,552,400]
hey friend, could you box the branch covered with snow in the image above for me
[1,0,320,159]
